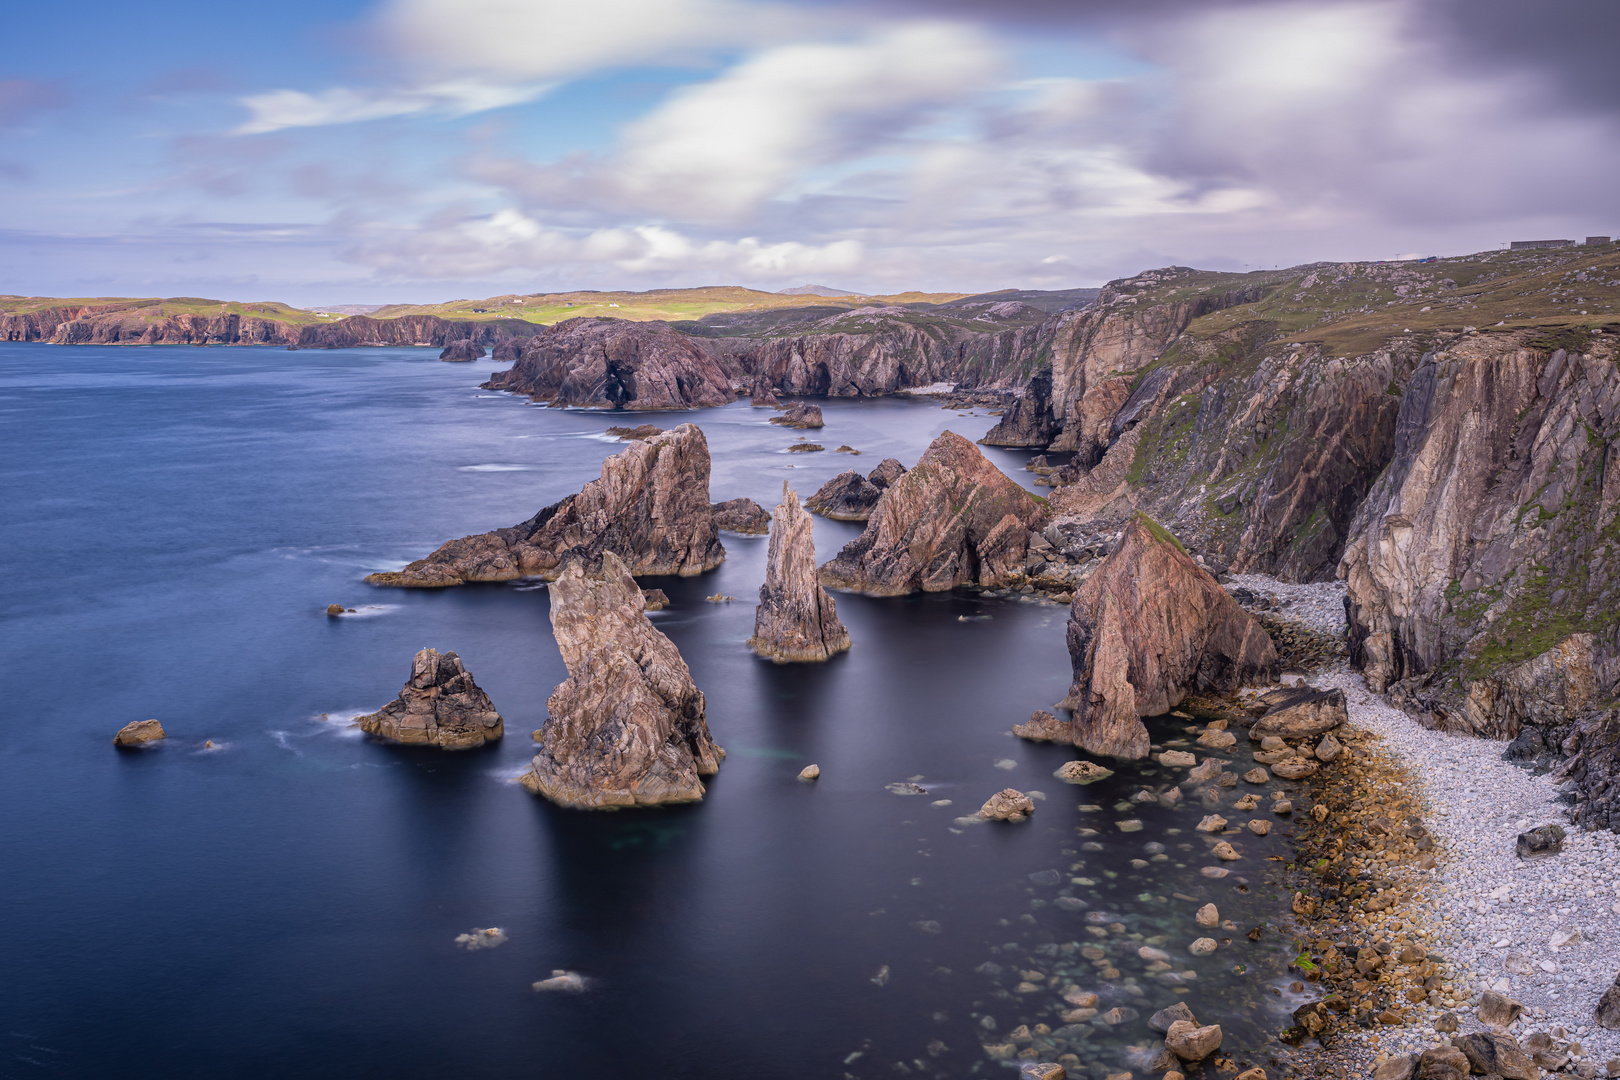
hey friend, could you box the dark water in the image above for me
[0,344,1304,1079]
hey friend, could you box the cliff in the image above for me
[483,317,735,410]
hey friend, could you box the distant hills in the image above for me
[777,284,865,297]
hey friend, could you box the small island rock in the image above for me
[979,788,1036,821]
[113,719,166,746]
[357,648,504,749]
[711,497,770,534]
[770,402,825,428]
[521,553,723,808]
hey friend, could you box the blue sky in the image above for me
[2,0,1616,305]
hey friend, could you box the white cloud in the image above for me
[235,80,549,134]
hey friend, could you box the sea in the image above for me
[0,343,1305,1079]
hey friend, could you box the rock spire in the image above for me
[749,485,851,663]
[358,648,504,749]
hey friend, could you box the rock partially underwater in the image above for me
[521,553,724,808]
[357,648,503,749]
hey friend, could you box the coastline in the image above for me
[1231,573,1620,1077]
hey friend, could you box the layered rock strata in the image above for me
[484,318,734,410]
[357,648,503,749]
[819,432,1044,594]
[521,554,723,807]
[748,488,850,663]
[1061,515,1277,758]
[980,366,1060,447]
[365,424,724,587]
[804,459,907,521]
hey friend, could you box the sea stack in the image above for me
[749,487,851,663]
[365,424,724,587]
[521,553,724,808]
[1061,514,1276,759]
[357,648,503,749]
[819,431,1045,595]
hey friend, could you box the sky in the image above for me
[1,0,1616,305]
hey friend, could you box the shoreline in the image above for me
[1230,573,1620,1077]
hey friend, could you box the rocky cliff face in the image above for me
[439,340,486,362]
[1061,516,1277,758]
[483,318,735,410]
[980,366,1060,447]
[521,553,723,808]
[1338,332,1620,733]
[749,488,850,663]
[365,424,724,587]
[819,431,1046,595]
[358,648,504,749]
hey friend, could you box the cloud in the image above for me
[235,80,549,134]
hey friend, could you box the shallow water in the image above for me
[0,344,1302,1078]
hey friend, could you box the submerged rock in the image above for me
[711,497,770,534]
[113,719,166,746]
[438,339,486,362]
[520,553,723,808]
[358,648,504,749]
[769,402,825,428]
[748,487,851,663]
[1060,515,1276,759]
[1013,709,1071,742]
[365,424,724,587]
[819,431,1045,595]
[979,789,1035,821]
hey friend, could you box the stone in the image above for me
[1196,815,1227,833]
[1187,757,1223,783]
[769,402,825,428]
[1188,938,1218,957]
[1435,1012,1459,1032]
[640,588,669,611]
[1478,989,1525,1029]
[1014,710,1073,743]
[1060,515,1276,759]
[1192,904,1219,929]
[532,969,586,992]
[1272,799,1293,815]
[1063,989,1100,1008]
[606,424,664,441]
[1242,767,1269,784]
[748,488,851,663]
[1019,1064,1066,1080]
[1272,759,1320,780]
[798,764,820,780]
[1373,1055,1418,1080]
[1234,1070,1267,1080]
[520,553,723,808]
[979,789,1036,822]
[1148,1001,1197,1032]
[1417,1045,1470,1080]
[1164,1019,1222,1061]
[1053,760,1113,785]
[820,432,1045,595]
[711,497,770,534]
[1315,732,1344,762]
[1517,824,1566,860]
[1259,735,1287,752]
[357,648,504,749]
[1248,687,1347,742]
[484,317,733,409]
[437,339,485,362]
[326,603,345,616]
[1248,819,1271,836]
[1212,842,1240,861]
[1451,1033,1538,1080]
[113,719,165,746]
[785,442,823,452]
[1597,971,1620,1029]
[1197,729,1237,749]
[1159,750,1198,767]
[367,424,725,587]
[1551,927,1584,949]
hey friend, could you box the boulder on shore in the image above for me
[749,487,850,663]
[114,719,166,746]
[712,497,770,534]
[438,339,486,362]
[770,402,825,429]
[1248,687,1347,741]
[819,431,1045,595]
[357,648,504,749]
[1061,515,1277,759]
[521,553,724,808]
[365,424,725,587]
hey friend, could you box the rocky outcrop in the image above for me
[819,432,1045,595]
[749,488,850,663]
[439,340,486,362]
[804,459,908,522]
[113,719,166,746]
[1061,515,1277,759]
[980,367,1060,447]
[749,381,780,407]
[712,497,770,534]
[483,318,734,410]
[357,648,503,749]
[769,403,824,428]
[365,424,724,587]
[520,553,723,807]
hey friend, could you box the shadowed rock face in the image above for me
[804,458,909,522]
[365,424,724,587]
[819,431,1045,595]
[521,553,723,808]
[483,318,735,410]
[438,340,486,362]
[980,366,1060,447]
[712,497,770,534]
[358,648,503,749]
[1062,516,1277,759]
[749,488,850,663]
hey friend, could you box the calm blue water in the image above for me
[0,344,1303,1079]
